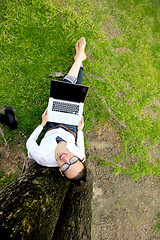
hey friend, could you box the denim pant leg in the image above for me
[76,66,83,85]
[45,122,77,138]
[63,64,83,85]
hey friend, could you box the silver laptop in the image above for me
[48,80,89,125]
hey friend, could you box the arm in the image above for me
[76,131,85,153]
[26,108,49,163]
[77,117,85,160]
[26,124,43,159]
[27,108,48,146]
[41,107,48,127]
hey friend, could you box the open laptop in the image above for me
[48,80,89,125]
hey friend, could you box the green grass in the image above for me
[0,172,19,191]
[153,214,160,232]
[0,0,160,183]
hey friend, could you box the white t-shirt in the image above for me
[26,125,85,167]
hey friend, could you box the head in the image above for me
[55,141,87,186]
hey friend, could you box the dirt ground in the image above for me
[86,122,160,240]
[89,160,160,240]
[0,137,27,177]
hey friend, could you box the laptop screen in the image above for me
[50,80,89,103]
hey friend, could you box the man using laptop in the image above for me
[26,37,87,186]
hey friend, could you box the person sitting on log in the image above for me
[26,37,87,186]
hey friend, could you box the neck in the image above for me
[58,141,66,146]
[55,141,67,162]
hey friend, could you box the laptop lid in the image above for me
[50,80,89,103]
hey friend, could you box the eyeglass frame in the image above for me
[59,155,85,173]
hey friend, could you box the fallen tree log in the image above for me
[53,169,93,240]
[0,161,70,240]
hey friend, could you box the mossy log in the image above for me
[53,169,93,240]
[0,162,70,240]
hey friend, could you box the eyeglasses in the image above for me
[60,156,82,172]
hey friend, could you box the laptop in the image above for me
[48,80,89,125]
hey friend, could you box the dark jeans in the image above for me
[45,66,83,138]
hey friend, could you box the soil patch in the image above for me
[86,121,121,161]
[102,16,121,41]
[88,160,160,240]
[141,99,160,120]
[86,122,160,240]
[0,137,27,177]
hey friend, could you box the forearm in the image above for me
[77,131,85,153]
[27,125,43,144]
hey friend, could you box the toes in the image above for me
[79,37,86,46]
[75,40,80,48]
[82,37,86,45]
[76,37,86,46]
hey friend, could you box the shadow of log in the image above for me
[52,169,93,240]
[0,162,70,240]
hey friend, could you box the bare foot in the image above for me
[74,37,86,62]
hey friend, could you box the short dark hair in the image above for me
[66,164,87,186]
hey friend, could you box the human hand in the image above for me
[78,116,84,131]
[41,108,48,127]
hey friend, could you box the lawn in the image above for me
[0,0,160,187]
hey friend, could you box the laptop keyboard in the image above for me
[52,101,79,115]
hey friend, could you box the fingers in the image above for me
[81,116,84,124]
[41,108,48,127]
[78,116,84,131]
[43,107,48,115]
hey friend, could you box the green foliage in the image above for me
[153,214,160,232]
[0,172,18,191]
[0,0,160,183]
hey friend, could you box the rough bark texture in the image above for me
[52,169,93,240]
[0,162,70,240]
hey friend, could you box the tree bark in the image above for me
[0,162,70,240]
[52,169,93,240]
